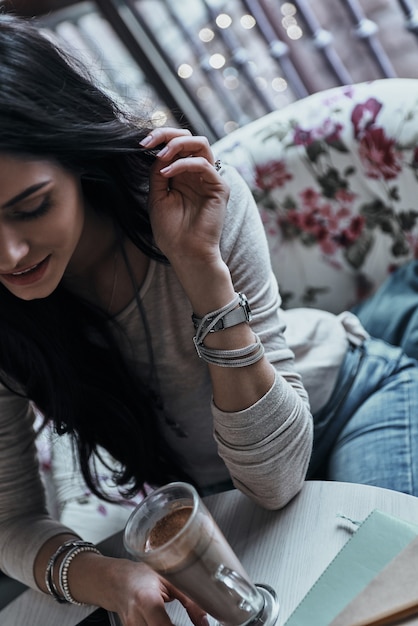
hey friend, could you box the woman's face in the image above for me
[0,153,85,300]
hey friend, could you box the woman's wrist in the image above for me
[171,258,236,318]
[45,539,101,604]
[49,547,130,612]
[67,553,152,615]
[64,551,118,609]
[35,535,116,610]
[35,533,81,594]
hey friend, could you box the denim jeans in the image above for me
[308,337,418,496]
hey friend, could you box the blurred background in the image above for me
[1,0,418,142]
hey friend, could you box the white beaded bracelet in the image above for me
[58,544,101,605]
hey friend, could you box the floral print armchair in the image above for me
[212,78,418,314]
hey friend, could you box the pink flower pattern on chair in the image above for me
[358,127,403,180]
[213,79,418,312]
[254,159,293,191]
[351,97,382,138]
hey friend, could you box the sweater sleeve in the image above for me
[0,385,74,589]
[212,166,313,510]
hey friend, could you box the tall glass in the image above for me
[123,482,279,626]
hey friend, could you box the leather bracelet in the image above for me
[194,332,265,366]
[192,293,252,349]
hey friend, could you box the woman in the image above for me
[0,14,417,626]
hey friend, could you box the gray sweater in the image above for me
[0,166,365,590]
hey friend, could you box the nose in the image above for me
[0,223,30,271]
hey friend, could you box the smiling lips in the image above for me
[0,255,50,286]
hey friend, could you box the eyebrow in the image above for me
[2,181,51,209]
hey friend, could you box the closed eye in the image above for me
[11,197,52,221]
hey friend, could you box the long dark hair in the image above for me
[0,14,188,499]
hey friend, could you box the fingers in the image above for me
[168,586,209,626]
[183,600,210,626]
[140,127,192,147]
[115,565,211,626]
[122,583,177,626]
[140,127,215,167]
[140,602,178,626]
[159,156,220,182]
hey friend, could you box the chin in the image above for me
[3,283,57,302]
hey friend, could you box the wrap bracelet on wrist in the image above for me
[196,332,265,367]
[192,292,264,367]
[192,292,252,345]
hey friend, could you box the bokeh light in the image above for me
[281,3,296,16]
[151,110,168,126]
[199,28,215,42]
[240,14,256,29]
[224,120,240,134]
[272,77,287,92]
[287,25,303,39]
[216,13,232,29]
[177,63,193,79]
[209,53,226,69]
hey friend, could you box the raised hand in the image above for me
[141,128,230,271]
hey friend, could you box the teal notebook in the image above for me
[284,509,418,626]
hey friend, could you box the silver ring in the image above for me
[214,159,222,172]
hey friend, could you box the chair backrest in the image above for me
[212,78,418,314]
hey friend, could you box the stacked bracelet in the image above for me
[192,293,243,344]
[59,544,101,605]
[45,539,100,605]
[192,292,265,367]
[194,332,265,367]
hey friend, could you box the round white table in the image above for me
[2,480,418,626]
